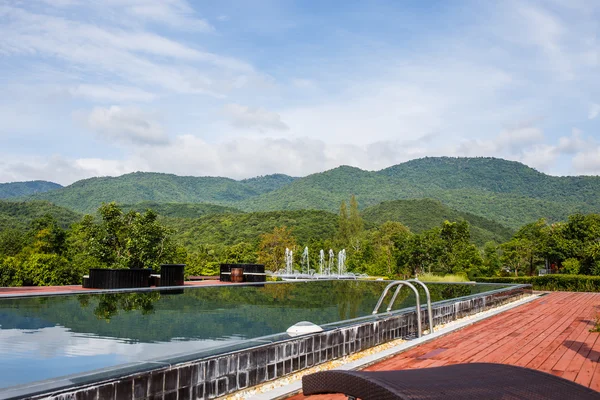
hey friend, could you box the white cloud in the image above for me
[2,127,600,186]
[112,0,215,32]
[496,126,544,150]
[572,146,600,174]
[69,84,157,103]
[589,103,600,119]
[556,128,587,153]
[0,4,255,97]
[83,106,169,145]
[223,104,289,132]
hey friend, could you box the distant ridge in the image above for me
[22,157,600,228]
[0,200,81,230]
[361,199,514,245]
[0,180,62,199]
[28,172,296,214]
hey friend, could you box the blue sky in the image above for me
[0,0,599,185]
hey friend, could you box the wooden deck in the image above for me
[290,292,600,399]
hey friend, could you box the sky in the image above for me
[0,0,599,185]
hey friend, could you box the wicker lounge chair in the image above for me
[301,363,600,399]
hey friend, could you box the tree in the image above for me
[347,195,365,252]
[77,202,179,269]
[0,228,25,258]
[257,226,296,271]
[406,228,442,275]
[27,214,67,255]
[513,219,548,275]
[372,221,411,276]
[336,200,350,246]
[482,242,502,276]
[438,220,481,274]
[348,195,364,237]
[500,238,530,276]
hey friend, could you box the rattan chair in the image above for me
[301,363,600,399]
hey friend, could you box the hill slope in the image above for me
[165,210,339,248]
[121,202,243,218]
[0,181,62,199]
[0,200,82,231]
[239,157,600,228]
[30,172,295,213]
[22,157,600,228]
[361,199,514,245]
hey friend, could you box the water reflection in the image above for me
[0,281,509,389]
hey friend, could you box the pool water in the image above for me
[0,281,508,389]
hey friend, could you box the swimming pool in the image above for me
[0,280,517,397]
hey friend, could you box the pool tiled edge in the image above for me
[9,284,531,400]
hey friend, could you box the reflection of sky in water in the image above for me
[0,282,507,390]
[0,326,243,387]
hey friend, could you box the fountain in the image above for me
[328,249,335,275]
[337,249,346,275]
[285,248,293,275]
[301,247,311,275]
[318,249,325,275]
[272,247,364,280]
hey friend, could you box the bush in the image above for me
[475,275,600,292]
[562,258,580,275]
[417,273,470,282]
[0,257,23,287]
[21,254,86,286]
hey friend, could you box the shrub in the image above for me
[475,275,600,292]
[21,254,85,286]
[417,273,470,282]
[562,258,580,275]
[0,256,23,287]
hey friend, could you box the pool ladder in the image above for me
[372,280,434,338]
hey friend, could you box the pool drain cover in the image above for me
[286,321,323,337]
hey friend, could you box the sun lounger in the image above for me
[301,363,600,399]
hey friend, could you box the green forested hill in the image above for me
[0,200,81,230]
[0,181,62,199]
[238,158,600,228]
[29,172,295,213]
[21,157,600,228]
[239,174,297,193]
[165,210,339,248]
[361,199,514,245]
[122,202,243,218]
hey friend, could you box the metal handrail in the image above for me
[407,279,434,333]
[372,280,422,338]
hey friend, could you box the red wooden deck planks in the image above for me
[288,292,600,400]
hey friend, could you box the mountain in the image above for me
[29,172,295,214]
[0,181,62,199]
[0,200,82,231]
[239,174,297,193]
[361,199,514,245]
[121,202,243,219]
[23,157,600,228]
[238,157,600,228]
